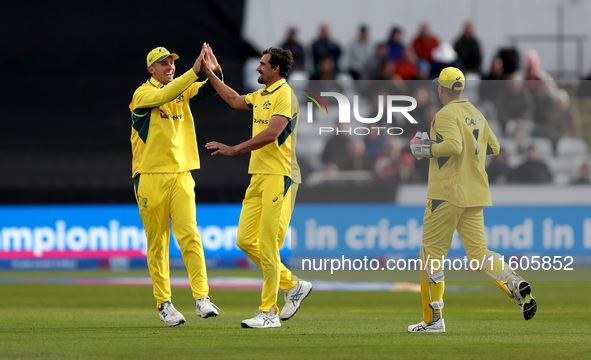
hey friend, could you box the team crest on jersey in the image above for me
[159,110,169,118]
[262,100,271,109]
[142,198,148,208]
[175,94,184,103]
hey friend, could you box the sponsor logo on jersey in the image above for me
[253,118,269,124]
[160,110,183,120]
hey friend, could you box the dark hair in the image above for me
[442,86,463,97]
[262,47,294,77]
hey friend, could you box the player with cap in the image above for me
[408,67,537,333]
[129,44,222,326]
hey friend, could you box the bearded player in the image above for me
[202,44,312,328]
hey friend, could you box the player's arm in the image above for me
[485,124,501,156]
[202,46,249,110]
[205,115,289,156]
[187,67,224,104]
[430,114,463,157]
[132,69,199,110]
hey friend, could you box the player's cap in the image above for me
[433,67,465,90]
[146,47,179,67]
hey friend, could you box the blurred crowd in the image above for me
[280,22,591,187]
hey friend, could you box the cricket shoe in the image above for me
[241,308,281,328]
[196,297,219,318]
[158,301,186,327]
[407,318,446,333]
[280,280,313,321]
[512,280,537,320]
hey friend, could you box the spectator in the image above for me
[308,56,343,102]
[453,22,482,74]
[571,162,591,184]
[415,59,431,81]
[479,57,505,104]
[280,26,306,73]
[364,126,387,162]
[321,123,351,171]
[412,22,439,63]
[349,24,373,80]
[395,47,418,80]
[497,47,520,75]
[341,138,373,171]
[372,58,396,81]
[374,137,415,183]
[366,43,389,80]
[524,49,557,96]
[494,73,535,135]
[310,56,337,81]
[386,26,405,62]
[486,149,514,184]
[311,24,342,75]
[430,42,462,79]
[544,89,583,147]
[514,145,553,183]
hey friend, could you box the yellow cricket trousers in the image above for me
[134,171,209,306]
[419,199,512,323]
[422,199,495,265]
[236,174,299,312]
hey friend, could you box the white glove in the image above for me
[410,131,435,160]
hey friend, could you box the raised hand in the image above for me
[205,43,219,72]
[192,43,208,74]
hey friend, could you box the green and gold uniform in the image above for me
[420,98,518,324]
[238,79,300,312]
[129,67,221,307]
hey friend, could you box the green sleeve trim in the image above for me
[277,114,296,147]
[486,144,494,155]
[434,132,450,168]
[190,69,224,104]
[131,108,152,143]
[284,176,293,196]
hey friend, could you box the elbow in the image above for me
[265,132,280,143]
[229,97,244,110]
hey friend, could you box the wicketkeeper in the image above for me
[407,67,537,333]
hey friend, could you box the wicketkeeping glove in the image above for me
[409,131,435,160]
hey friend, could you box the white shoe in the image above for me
[158,301,186,327]
[511,280,537,320]
[407,318,446,333]
[241,308,281,328]
[196,297,219,318]
[280,280,313,321]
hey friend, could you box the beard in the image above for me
[257,74,264,84]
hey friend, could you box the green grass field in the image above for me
[1,270,590,360]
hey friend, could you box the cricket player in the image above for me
[407,67,537,333]
[129,45,221,326]
[202,45,312,328]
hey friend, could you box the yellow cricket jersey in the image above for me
[129,68,222,178]
[244,79,301,183]
[428,99,500,207]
